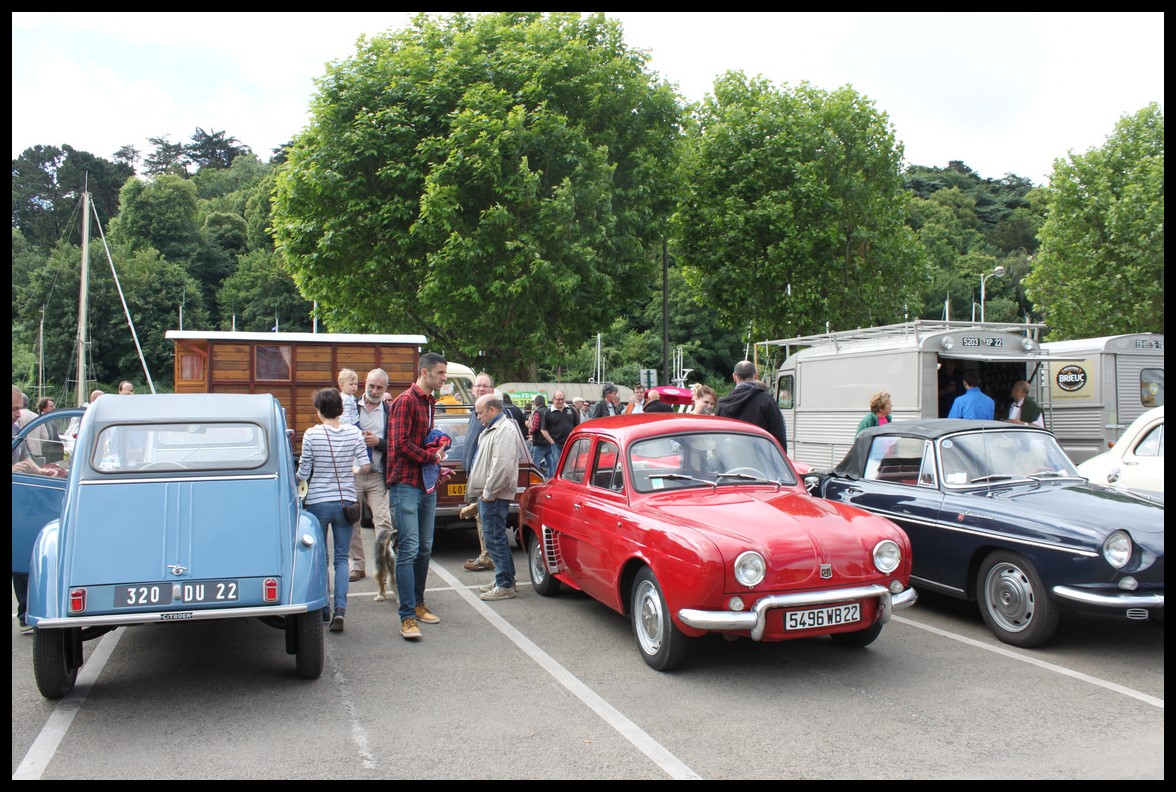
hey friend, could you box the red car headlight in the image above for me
[873,540,901,574]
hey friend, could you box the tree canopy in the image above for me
[674,73,925,340]
[271,11,683,379]
[1023,103,1164,339]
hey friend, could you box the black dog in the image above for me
[373,528,397,602]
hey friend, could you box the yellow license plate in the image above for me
[448,483,467,496]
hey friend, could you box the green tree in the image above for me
[1023,104,1164,339]
[143,136,188,177]
[674,74,924,340]
[11,144,133,249]
[217,249,315,332]
[272,11,683,380]
[12,239,204,395]
[109,175,201,263]
[186,127,251,171]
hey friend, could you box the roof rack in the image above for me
[762,320,1046,352]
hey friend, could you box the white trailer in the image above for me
[1034,333,1164,464]
[765,321,1075,469]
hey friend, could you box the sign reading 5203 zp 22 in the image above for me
[961,337,1004,347]
[114,580,240,607]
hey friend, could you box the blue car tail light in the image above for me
[69,587,87,613]
[263,578,279,602]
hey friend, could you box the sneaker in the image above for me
[400,617,422,640]
[479,585,517,601]
[322,608,332,624]
[463,557,495,572]
[19,621,33,635]
[477,580,497,593]
[329,615,345,633]
[415,603,440,624]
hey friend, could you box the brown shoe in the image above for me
[415,603,440,624]
[459,502,479,520]
[349,570,364,582]
[462,557,495,572]
[400,617,422,640]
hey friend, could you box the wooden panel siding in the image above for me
[167,332,422,454]
[210,344,252,381]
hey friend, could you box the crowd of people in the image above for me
[17,352,1042,645]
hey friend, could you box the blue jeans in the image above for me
[478,498,515,589]
[534,443,558,479]
[390,483,436,621]
[306,501,354,616]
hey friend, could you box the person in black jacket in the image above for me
[715,360,788,454]
[502,393,528,437]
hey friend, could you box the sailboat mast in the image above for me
[76,190,90,407]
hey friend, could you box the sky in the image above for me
[11,12,1165,186]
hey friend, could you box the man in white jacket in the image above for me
[467,393,521,601]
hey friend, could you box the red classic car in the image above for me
[517,414,917,670]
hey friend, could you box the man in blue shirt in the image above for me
[947,369,995,420]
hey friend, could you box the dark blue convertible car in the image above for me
[806,420,1164,647]
[13,394,329,698]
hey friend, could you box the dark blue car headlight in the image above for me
[1102,530,1133,569]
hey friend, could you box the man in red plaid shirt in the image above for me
[386,352,449,640]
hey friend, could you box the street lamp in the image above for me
[980,266,1006,323]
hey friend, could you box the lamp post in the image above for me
[980,266,1006,322]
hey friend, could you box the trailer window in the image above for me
[1140,368,1163,408]
[256,344,292,381]
[777,375,794,410]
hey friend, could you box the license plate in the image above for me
[113,580,239,607]
[448,483,467,496]
[115,584,173,608]
[179,580,239,604]
[784,602,861,630]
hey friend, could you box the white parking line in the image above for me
[13,627,126,780]
[892,615,1164,709]
[427,561,703,780]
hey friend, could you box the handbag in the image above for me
[323,425,362,524]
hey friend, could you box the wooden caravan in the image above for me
[166,330,425,451]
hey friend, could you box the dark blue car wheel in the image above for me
[977,550,1060,648]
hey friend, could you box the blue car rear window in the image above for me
[91,422,269,473]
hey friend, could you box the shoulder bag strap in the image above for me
[322,425,348,506]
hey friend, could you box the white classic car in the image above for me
[1077,405,1164,500]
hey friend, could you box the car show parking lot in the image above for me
[12,525,1163,780]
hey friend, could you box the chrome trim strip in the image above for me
[32,603,308,628]
[1051,586,1164,608]
[81,473,279,485]
[862,508,1099,558]
[910,575,966,597]
[678,584,917,641]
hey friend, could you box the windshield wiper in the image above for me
[648,472,716,489]
[969,474,1014,484]
[714,472,785,490]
